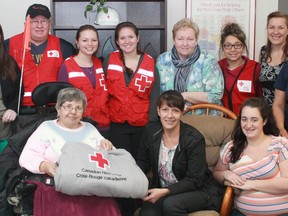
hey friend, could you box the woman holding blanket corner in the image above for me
[136,90,225,216]
[19,87,121,216]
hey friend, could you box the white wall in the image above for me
[0,0,50,39]
[0,0,278,60]
[255,1,278,59]
[166,0,186,50]
[166,0,278,60]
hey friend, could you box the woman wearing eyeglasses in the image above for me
[218,23,262,115]
[19,87,121,216]
[156,18,224,114]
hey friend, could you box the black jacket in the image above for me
[137,120,213,195]
[0,114,56,215]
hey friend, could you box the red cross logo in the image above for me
[239,81,244,86]
[135,75,152,92]
[99,74,107,91]
[47,50,59,58]
[89,152,109,170]
[48,51,54,57]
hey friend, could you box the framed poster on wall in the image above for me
[186,0,256,59]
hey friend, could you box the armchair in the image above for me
[182,103,236,216]
[134,104,236,216]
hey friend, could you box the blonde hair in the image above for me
[172,18,199,40]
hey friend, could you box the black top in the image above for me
[137,120,213,195]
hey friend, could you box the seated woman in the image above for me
[213,97,288,216]
[136,90,224,216]
[19,87,121,216]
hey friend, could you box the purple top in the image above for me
[58,63,96,88]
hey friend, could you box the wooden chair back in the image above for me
[187,103,237,119]
[186,103,236,216]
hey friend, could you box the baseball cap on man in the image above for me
[26,4,51,19]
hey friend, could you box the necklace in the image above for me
[88,66,94,74]
[163,132,179,149]
[73,56,94,74]
[83,66,94,75]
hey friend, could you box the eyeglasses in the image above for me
[30,19,50,26]
[61,105,83,113]
[223,43,243,50]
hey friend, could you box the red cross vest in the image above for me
[9,33,63,106]
[64,56,110,127]
[219,58,260,115]
[106,51,155,126]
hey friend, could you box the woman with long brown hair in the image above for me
[0,24,21,152]
[103,21,160,216]
[214,98,288,216]
[103,21,159,158]
[259,11,288,107]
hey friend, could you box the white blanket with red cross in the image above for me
[54,142,148,198]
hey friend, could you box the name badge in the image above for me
[237,80,252,93]
[47,50,60,58]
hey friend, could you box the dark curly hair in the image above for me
[230,97,279,163]
[219,22,249,58]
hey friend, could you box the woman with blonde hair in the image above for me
[156,18,224,114]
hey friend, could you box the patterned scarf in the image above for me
[172,45,200,92]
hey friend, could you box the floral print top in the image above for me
[156,49,224,105]
[259,45,287,106]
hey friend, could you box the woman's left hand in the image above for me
[231,180,254,191]
[99,139,113,150]
[143,188,170,203]
[2,109,17,123]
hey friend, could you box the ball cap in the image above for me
[26,4,51,19]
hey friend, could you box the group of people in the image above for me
[1,2,288,216]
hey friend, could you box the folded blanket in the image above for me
[54,142,148,198]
